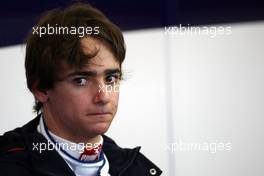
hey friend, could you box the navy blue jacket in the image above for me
[0,115,162,176]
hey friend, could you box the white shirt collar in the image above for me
[37,114,110,176]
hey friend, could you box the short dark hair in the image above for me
[25,3,126,113]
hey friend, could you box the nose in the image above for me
[93,82,111,105]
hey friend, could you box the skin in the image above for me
[33,37,121,145]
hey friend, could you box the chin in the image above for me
[87,123,111,135]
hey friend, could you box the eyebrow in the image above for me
[66,68,121,78]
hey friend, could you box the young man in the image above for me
[0,3,162,176]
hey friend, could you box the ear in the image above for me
[31,81,49,103]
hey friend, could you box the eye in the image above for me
[73,77,87,86]
[105,74,119,84]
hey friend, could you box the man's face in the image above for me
[43,37,121,140]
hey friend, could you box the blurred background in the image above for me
[0,0,264,175]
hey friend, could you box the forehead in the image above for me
[58,37,120,77]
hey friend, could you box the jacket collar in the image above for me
[20,114,141,176]
[21,115,75,176]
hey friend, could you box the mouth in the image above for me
[86,112,112,116]
[86,113,111,122]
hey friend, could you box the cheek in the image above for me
[49,89,91,111]
[111,92,120,108]
[68,91,93,109]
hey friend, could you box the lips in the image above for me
[86,112,111,120]
[87,112,112,116]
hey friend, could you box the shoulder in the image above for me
[0,128,33,175]
[102,135,162,176]
[0,127,26,155]
[0,115,41,154]
[123,149,162,176]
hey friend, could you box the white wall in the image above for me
[167,22,264,176]
[0,21,264,176]
[0,45,34,130]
